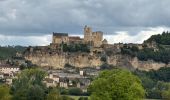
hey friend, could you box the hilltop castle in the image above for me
[51,26,107,48]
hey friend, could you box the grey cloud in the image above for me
[0,0,170,36]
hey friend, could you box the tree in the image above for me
[88,69,145,100]
[68,88,82,96]
[0,85,11,100]
[78,97,88,100]
[11,68,47,100]
[47,89,62,100]
[162,89,170,100]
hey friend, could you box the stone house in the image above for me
[0,64,20,74]
[59,77,68,88]
[43,78,56,87]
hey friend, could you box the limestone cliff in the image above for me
[24,47,169,71]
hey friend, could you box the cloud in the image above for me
[0,26,169,46]
[0,34,51,46]
[0,0,170,45]
[104,26,170,44]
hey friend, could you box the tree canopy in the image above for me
[145,31,170,45]
[11,68,47,100]
[0,85,11,100]
[88,69,145,100]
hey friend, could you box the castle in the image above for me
[51,25,107,48]
[23,26,170,71]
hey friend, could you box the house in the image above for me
[43,78,56,87]
[53,75,60,83]
[48,73,60,83]
[12,56,26,66]
[79,70,84,76]
[6,78,13,85]
[59,77,68,88]
[0,72,4,79]
[77,78,91,92]
[0,64,20,74]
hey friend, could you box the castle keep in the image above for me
[51,26,107,48]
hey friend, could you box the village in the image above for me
[0,26,158,95]
[0,26,106,93]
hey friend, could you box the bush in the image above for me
[68,88,82,96]
[78,97,88,100]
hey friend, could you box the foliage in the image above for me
[78,97,88,100]
[137,48,170,64]
[100,56,107,62]
[47,89,62,100]
[68,88,83,96]
[139,67,170,82]
[89,69,145,100]
[62,44,90,53]
[100,63,113,70]
[60,88,69,95]
[145,31,170,45]
[61,95,74,100]
[47,88,75,100]
[134,68,170,99]
[120,32,170,64]
[0,46,26,60]
[11,68,47,100]
[162,88,170,100]
[121,45,170,64]
[0,85,11,100]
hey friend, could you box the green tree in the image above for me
[0,85,11,100]
[162,89,170,100]
[47,89,62,100]
[78,97,88,100]
[68,88,82,96]
[88,69,145,100]
[11,68,47,100]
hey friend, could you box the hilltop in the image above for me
[121,32,170,64]
[23,26,170,71]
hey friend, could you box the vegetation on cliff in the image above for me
[144,31,170,45]
[62,44,90,53]
[0,46,26,60]
[121,32,170,64]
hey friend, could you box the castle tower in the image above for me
[84,25,92,42]
[92,31,103,47]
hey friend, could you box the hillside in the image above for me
[0,46,26,60]
[144,31,170,45]
[121,32,170,64]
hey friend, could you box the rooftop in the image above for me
[0,64,19,68]
[53,32,68,36]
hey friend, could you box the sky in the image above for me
[0,0,170,46]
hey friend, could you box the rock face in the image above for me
[24,49,169,71]
[25,52,102,69]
